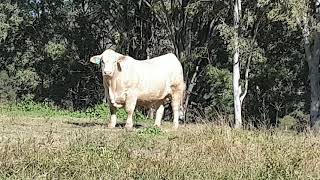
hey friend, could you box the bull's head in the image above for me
[90,49,123,77]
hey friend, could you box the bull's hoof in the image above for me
[173,124,179,129]
[112,103,123,108]
[154,123,161,127]
[125,123,133,129]
[108,123,116,128]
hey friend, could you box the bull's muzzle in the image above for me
[103,70,113,76]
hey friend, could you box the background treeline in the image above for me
[0,0,315,129]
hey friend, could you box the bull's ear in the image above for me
[117,62,122,71]
[116,56,126,71]
[90,55,102,64]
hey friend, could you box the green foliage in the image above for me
[0,0,314,127]
[15,69,40,94]
[0,70,16,102]
[138,127,163,137]
[0,101,147,122]
[45,41,67,60]
[267,0,309,29]
[216,23,235,57]
[185,1,202,16]
[0,2,23,41]
[1,100,93,119]
[279,115,297,130]
[279,110,309,131]
[201,65,233,112]
[134,110,148,122]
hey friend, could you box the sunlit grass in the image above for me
[1,103,320,179]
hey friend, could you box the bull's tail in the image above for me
[179,82,187,120]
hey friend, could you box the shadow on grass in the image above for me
[65,121,144,129]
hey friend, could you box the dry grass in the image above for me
[1,114,320,179]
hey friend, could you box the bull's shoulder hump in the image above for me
[151,53,179,62]
[167,52,177,56]
[164,52,178,59]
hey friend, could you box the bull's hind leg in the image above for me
[124,95,137,129]
[171,86,184,129]
[171,99,180,129]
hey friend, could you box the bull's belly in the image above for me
[137,95,171,107]
[138,87,172,99]
[112,92,164,104]
[136,83,172,99]
[137,91,170,101]
[109,84,172,107]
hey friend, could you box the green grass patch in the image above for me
[0,101,148,122]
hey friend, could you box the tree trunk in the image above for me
[308,32,320,129]
[303,12,320,130]
[233,0,242,129]
[184,61,201,115]
[310,0,320,130]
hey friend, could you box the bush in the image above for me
[278,110,309,132]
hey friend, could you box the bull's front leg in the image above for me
[108,86,116,105]
[108,87,124,108]
[108,104,117,128]
[124,95,137,129]
[105,88,117,128]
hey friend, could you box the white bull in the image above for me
[90,49,185,129]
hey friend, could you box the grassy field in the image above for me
[1,103,320,179]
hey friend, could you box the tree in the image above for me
[0,0,316,130]
[304,0,320,130]
[271,0,320,129]
[233,0,242,128]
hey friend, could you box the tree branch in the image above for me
[240,6,263,106]
[184,60,202,115]
[142,0,165,25]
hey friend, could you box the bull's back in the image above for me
[130,53,183,100]
[139,53,183,84]
[139,53,183,79]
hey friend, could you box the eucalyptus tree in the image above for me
[233,0,242,128]
[268,0,320,129]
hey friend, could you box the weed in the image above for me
[138,126,163,136]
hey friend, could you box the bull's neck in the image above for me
[108,68,121,92]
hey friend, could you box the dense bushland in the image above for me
[0,0,315,127]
